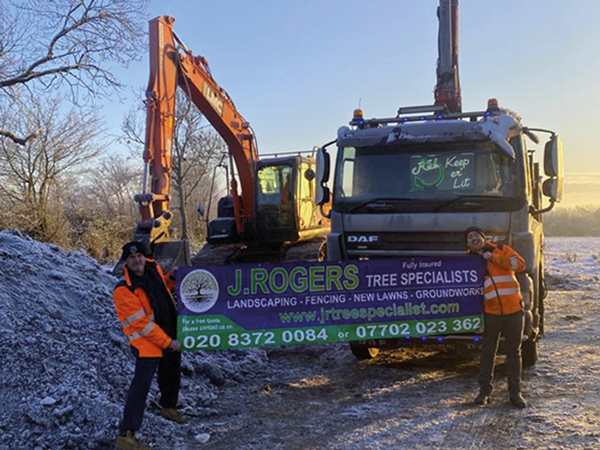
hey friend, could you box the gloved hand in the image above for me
[168,339,181,352]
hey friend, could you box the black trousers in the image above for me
[479,311,524,397]
[119,347,181,433]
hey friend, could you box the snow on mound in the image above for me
[0,230,267,450]
[545,237,600,290]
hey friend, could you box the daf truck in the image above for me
[314,0,564,366]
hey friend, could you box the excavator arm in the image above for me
[135,15,258,246]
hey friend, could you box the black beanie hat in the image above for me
[120,241,149,261]
[464,227,486,245]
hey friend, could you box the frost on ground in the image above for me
[545,236,600,289]
[1,233,599,450]
[0,230,268,450]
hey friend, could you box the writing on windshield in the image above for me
[410,153,475,191]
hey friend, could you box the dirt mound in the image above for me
[0,230,267,450]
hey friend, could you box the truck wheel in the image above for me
[349,342,379,360]
[521,338,538,367]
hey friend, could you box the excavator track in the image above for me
[191,238,326,266]
[282,239,326,262]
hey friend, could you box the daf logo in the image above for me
[347,235,379,243]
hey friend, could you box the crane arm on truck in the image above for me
[434,0,462,113]
[135,15,257,248]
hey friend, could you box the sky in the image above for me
[104,0,600,208]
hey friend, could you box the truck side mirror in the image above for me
[315,147,331,206]
[542,134,564,204]
[197,203,206,217]
[544,135,564,178]
[542,178,563,203]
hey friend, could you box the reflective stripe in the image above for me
[127,322,155,341]
[120,308,146,327]
[510,256,519,270]
[484,276,516,288]
[149,313,155,322]
[140,322,155,336]
[128,332,141,342]
[484,288,520,300]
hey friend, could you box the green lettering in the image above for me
[269,268,288,294]
[326,265,343,291]
[228,269,243,296]
[309,266,325,292]
[290,266,308,293]
[251,268,269,294]
[343,265,359,290]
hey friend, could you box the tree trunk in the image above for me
[176,182,189,241]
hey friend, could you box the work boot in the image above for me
[160,407,188,424]
[474,392,491,405]
[115,431,150,450]
[509,393,527,409]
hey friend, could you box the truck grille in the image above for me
[381,232,465,251]
[345,232,466,253]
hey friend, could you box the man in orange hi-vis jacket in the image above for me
[113,241,187,450]
[466,227,528,409]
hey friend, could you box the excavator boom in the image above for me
[126,15,328,273]
[137,16,258,247]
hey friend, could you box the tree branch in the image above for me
[0,128,40,145]
[0,64,81,88]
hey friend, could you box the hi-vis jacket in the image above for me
[113,260,176,357]
[469,243,527,315]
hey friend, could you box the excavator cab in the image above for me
[255,158,296,242]
[254,156,324,244]
[205,156,325,246]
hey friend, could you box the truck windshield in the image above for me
[334,141,522,212]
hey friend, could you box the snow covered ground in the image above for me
[0,233,599,450]
[0,231,268,450]
[545,236,600,288]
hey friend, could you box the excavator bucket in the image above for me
[152,240,191,274]
[112,240,190,278]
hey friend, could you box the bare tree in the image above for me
[89,155,141,218]
[0,0,148,144]
[122,90,226,243]
[0,95,106,241]
[171,93,225,241]
[62,154,141,260]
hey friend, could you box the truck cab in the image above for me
[316,101,564,364]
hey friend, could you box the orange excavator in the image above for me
[132,16,328,271]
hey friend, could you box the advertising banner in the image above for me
[176,256,485,351]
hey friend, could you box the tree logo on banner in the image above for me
[180,269,220,313]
